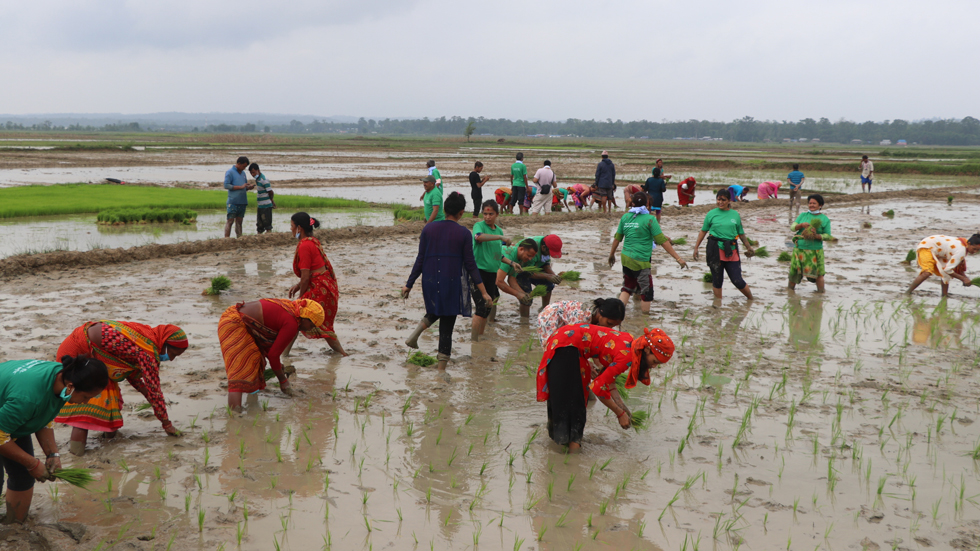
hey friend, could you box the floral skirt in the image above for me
[789,248,825,284]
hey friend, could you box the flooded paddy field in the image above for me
[2,192,980,550]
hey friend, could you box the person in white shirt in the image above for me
[530,160,556,215]
[860,155,874,193]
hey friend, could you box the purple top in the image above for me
[406,220,483,317]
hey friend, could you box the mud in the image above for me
[2,188,980,550]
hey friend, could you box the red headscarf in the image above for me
[625,328,674,389]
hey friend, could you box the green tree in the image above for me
[464,119,476,141]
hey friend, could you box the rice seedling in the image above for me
[436,428,443,445]
[752,246,770,258]
[630,410,650,430]
[672,237,688,246]
[407,351,437,367]
[203,276,232,296]
[529,285,549,298]
[52,468,96,490]
[598,499,608,515]
[777,251,792,262]
[948,195,954,205]
[447,446,458,467]
[513,535,525,551]
[702,272,713,283]
[558,270,582,281]
[600,457,613,471]
[546,480,554,501]
[971,277,980,287]
[883,209,895,217]
[537,525,548,541]
[567,473,576,491]
[524,493,542,510]
[525,470,533,484]
[197,508,205,532]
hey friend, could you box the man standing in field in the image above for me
[469,161,490,217]
[787,163,805,209]
[594,150,616,213]
[511,153,529,215]
[530,160,556,215]
[427,160,443,188]
[860,155,874,193]
[224,156,254,238]
[249,162,275,234]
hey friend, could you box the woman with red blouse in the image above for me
[287,212,348,356]
[536,324,674,450]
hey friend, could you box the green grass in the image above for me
[97,207,197,224]
[0,184,369,219]
[393,207,427,222]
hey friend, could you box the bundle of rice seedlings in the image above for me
[753,246,770,258]
[809,219,823,230]
[883,210,895,218]
[702,272,713,283]
[52,468,96,490]
[862,222,872,229]
[407,351,437,367]
[203,276,232,296]
[904,249,917,264]
[747,239,759,246]
[558,270,582,281]
[614,374,630,400]
[529,285,549,298]
[671,237,687,246]
[948,196,954,205]
[777,251,792,262]
[393,208,427,222]
[971,277,980,287]
[520,266,543,274]
[630,410,650,430]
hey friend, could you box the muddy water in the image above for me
[2,197,980,550]
[0,209,392,258]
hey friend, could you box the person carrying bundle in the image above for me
[906,234,980,297]
[496,235,564,317]
[535,324,674,450]
[789,194,833,292]
[693,189,757,301]
[56,321,189,456]
[0,356,108,522]
[676,177,696,206]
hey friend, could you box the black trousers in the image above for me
[471,189,483,216]
[256,208,273,233]
[1,437,35,492]
[546,346,587,445]
[422,314,457,356]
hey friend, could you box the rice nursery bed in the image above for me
[7,196,980,551]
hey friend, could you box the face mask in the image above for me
[295,232,302,239]
[60,386,74,401]
[809,209,821,215]
[541,255,551,263]
[158,353,171,362]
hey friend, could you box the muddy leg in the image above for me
[815,276,825,293]
[519,303,531,318]
[405,317,432,349]
[471,315,488,341]
[640,300,652,314]
[541,291,552,309]
[941,281,950,297]
[69,427,88,456]
[712,287,723,299]
[3,488,33,524]
[739,284,754,300]
[228,392,244,413]
[234,217,243,238]
[488,304,497,323]
[906,272,930,294]
[223,219,234,238]
[618,290,630,306]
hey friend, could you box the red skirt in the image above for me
[301,271,339,339]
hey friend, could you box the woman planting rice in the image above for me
[535,325,673,450]
[676,177,697,206]
[493,186,512,214]
[789,194,833,293]
[608,192,688,313]
[906,234,980,297]
[536,298,626,347]
[55,321,189,456]
[403,192,493,370]
[218,298,324,411]
[470,200,512,340]
[0,356,108,522]
[287,212,348,357]
[693,189,756,300]
[495,235,564,318]
[621,184,643,210]
[568,184,591,210]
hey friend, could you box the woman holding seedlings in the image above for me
[287,212,348,356]
[789,194,833,292]
[693,189,756,300]
[608,192,688,313]
[496,235,564,318]
[55,321,189,456]
[536,298,625,346]
[0,356,108,522]
[218,298,324,411]
[906,234,980,297]
[676,177,697,206]
[470,200,512,340]
[403,192,493,370]
[535,325,674,450]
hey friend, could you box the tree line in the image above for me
[5,116,980,146]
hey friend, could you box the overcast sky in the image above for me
[1,0,976,122]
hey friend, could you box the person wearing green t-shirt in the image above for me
[693,189,756,301]
[496,234,564,317]
[470,200,513,339]
[789,194,834,293]
[510,152,529,215]
[608,192,688,313]
[0,356,109,522]
[421,176,445,224]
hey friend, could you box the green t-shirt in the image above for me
[0,360,67,439]
[615,212,669,270]
[472,220,505,272]
[423,187,445,221]
[701,208,744,241]
[511,162,527,188]
[431,168,442,184]
[792,212,831,251]
[500,235,548,275]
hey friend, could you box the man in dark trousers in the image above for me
[469,161,490,217]
[594,150,616,213]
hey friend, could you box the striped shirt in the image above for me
[255,173,273,208]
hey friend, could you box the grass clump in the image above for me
[558,271,581,281]
[52,468,96,490]
[905,249,917,264]
[0,184,369,219]
[407,351,437,367]
[203,276,232,296]
[97,207,197,225]
[702,272,713,283]
[777,251,792,262]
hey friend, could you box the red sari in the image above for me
[294,237,340,339]
[535,324,634,402]
[677,177,696,206]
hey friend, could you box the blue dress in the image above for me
[406,221,483,317]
